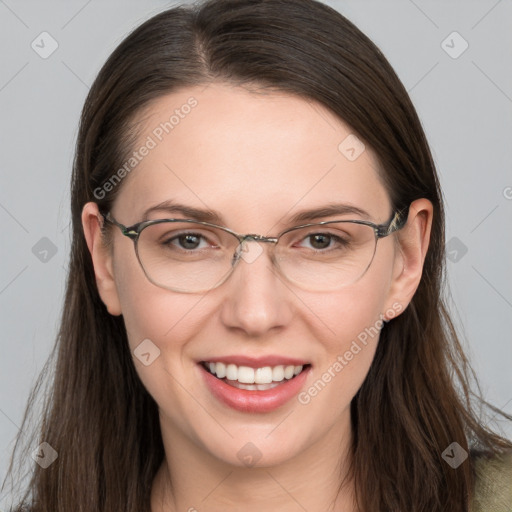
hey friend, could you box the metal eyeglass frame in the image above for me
[100,204,410,293]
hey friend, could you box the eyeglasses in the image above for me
[100,205,409,294]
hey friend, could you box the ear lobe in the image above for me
[383,198,433,319]
[82,202,122,316]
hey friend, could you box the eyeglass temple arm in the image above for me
[100,211,139,239]
[376,205,410,238]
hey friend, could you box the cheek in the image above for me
[309,282,387,369]
[112,246,204,362]
[114,263,211,429]
[301,246,397,403]
[306,244,394,351]
[294,295,384,417]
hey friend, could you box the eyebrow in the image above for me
[141,199,372,225]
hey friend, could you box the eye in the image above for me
[297,232,349,251]
[140,222,229,257]
[168,232,210,250]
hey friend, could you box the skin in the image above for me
[82,82,433,512]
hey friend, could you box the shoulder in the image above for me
[470,449,512,512]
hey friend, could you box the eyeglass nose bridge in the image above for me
[240,234,279,243]
[232,233,280,266]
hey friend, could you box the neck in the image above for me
[151,410,357,512]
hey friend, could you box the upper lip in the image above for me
[199,355,311,368]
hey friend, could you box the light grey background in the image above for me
[1,0,511,505]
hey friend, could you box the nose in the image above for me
[219,240,294,337]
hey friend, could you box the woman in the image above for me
[4,0,512,510]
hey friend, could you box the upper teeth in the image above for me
[205,362,304,384]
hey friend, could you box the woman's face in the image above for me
[86,82,419,469]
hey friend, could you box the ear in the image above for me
[82,202,122,316]
[383,198,433,319]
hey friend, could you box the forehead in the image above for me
[113,82,391,228]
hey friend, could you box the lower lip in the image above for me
[199,363,311,413]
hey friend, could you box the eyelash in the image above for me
[162,231,350,252]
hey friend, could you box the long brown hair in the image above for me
[4,0,512,510]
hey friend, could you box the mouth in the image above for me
[200,361,311,391]
[198,360,312,413]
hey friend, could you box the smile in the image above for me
[201,361,308,390]
[198,360,312,412]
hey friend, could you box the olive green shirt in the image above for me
[471,451,512,512]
